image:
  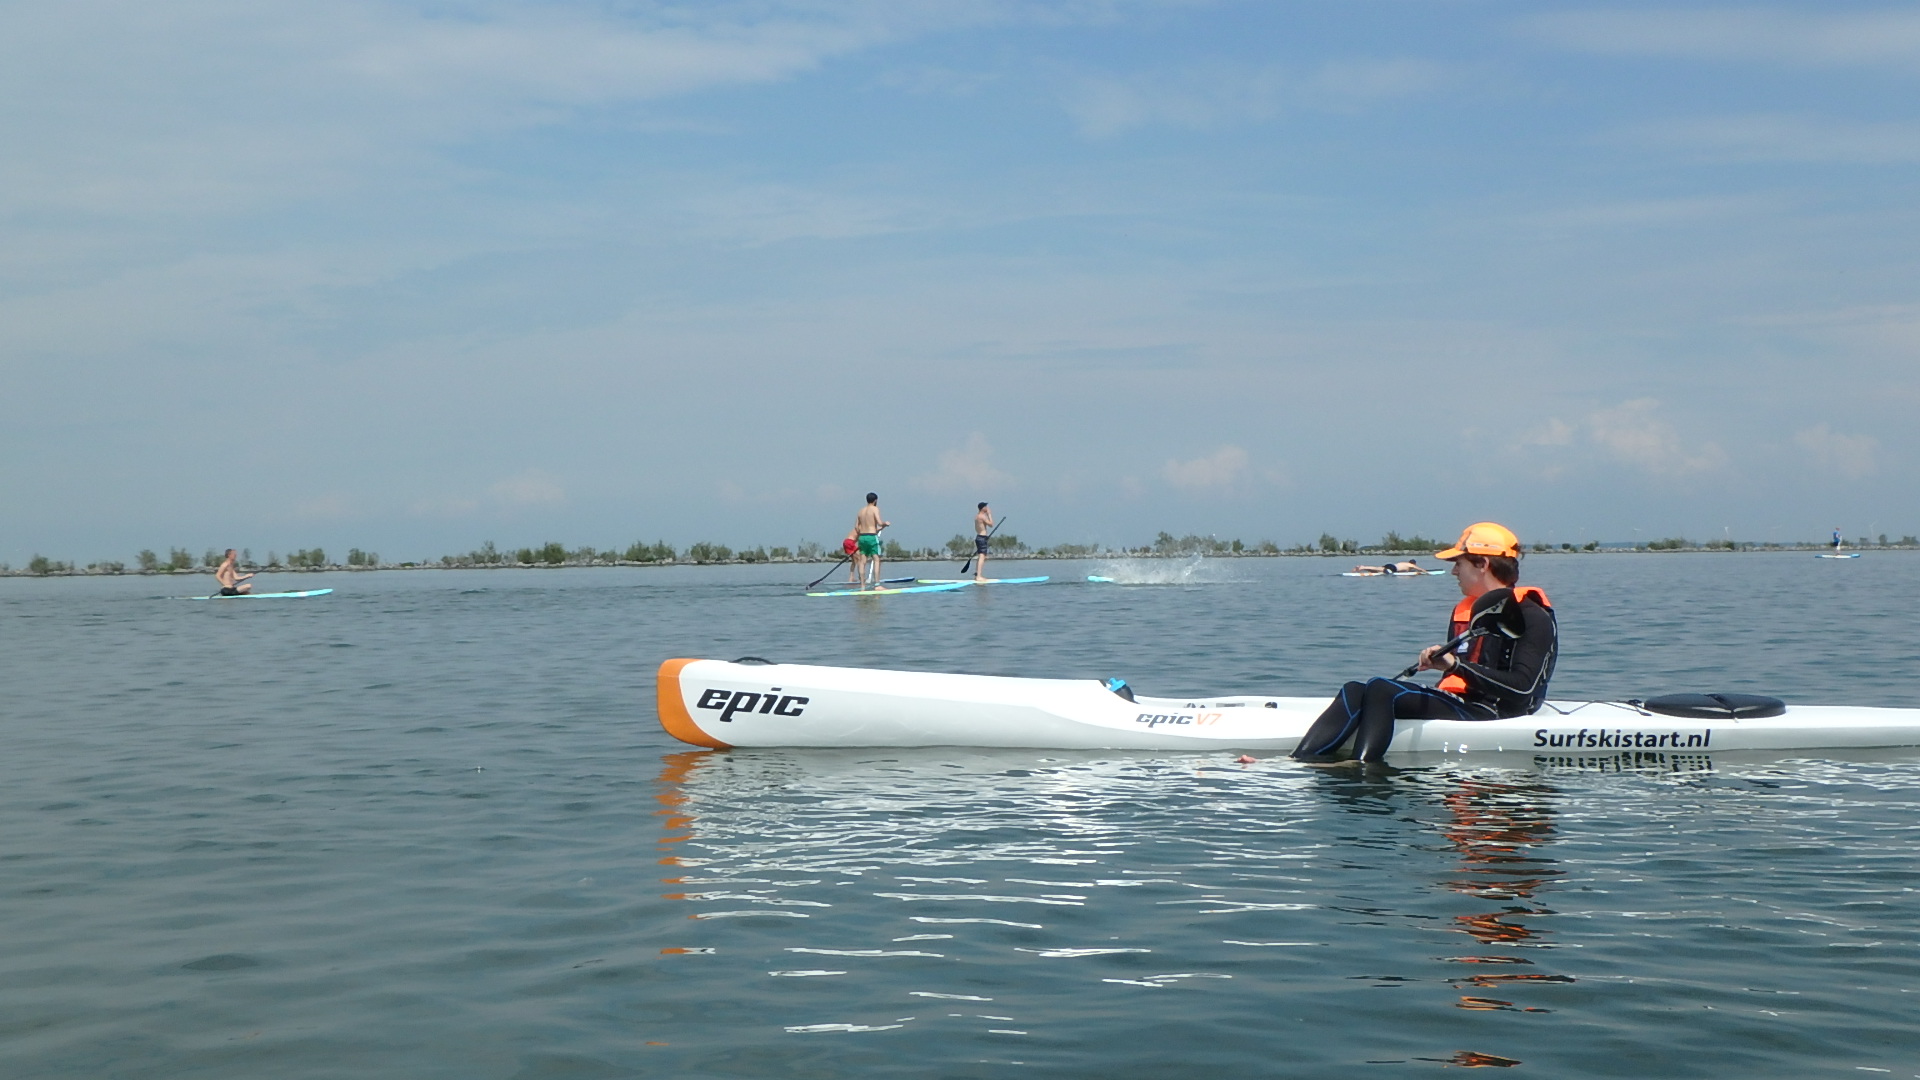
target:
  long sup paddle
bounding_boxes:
[807,556,850,590]
[959,516,1006,577]
[807,525,887,590]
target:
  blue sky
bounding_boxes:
[4,1,1916,563]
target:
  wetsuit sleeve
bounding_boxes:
[1451,600,1556,714]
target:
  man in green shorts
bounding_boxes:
[854,492,890,587]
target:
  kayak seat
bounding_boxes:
[1640,693,1786,720]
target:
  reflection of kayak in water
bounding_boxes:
[656,659,1920,753]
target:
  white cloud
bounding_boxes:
[1063,58,1449,138]
[1585,399,1728,477]
[1516,400,1730,479]
[915,433,1012,493]
[1161,445,1249,491]
[407,469,566,517]
[1514,193,1784,230]
[410,495,483,518]
[1794,423,1877,478]
[1525,8,1920,70]
[0,1,1096,221]
[1520,418,1576,447]
[292,492,358,520]
[1622,114,1920,165]
[489,469,567,508]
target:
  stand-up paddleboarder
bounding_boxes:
[854,494,890,588]
[972,502,994,581]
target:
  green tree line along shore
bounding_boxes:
[8,531,1919,576]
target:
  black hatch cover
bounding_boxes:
[1640,693,1786,720]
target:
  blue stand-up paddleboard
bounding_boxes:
[182,588,334,600]
[1817,553,1861,559]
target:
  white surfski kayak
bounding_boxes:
[656,658,1920,753]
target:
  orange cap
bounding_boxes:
[1436,522,1521,560]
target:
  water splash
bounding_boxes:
[1087,556,1227,585]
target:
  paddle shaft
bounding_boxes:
[1395,596,1530,679]
[1397,629,1478,680]
[961,516,1006,575]
[806,557,849,590]
[809,524,886,589]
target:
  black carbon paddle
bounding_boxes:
[1397,594,1530,679]
[960,516,1005,577]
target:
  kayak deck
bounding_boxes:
[657,659,1920,753]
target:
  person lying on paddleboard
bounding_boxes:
[1350,559,1426,576]
[854,493,890,588]
[1293,522,1558,764]
[214,549,255,596]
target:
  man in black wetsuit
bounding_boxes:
[1291,522,1558,764]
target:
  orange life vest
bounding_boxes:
[1438,586,1551,694]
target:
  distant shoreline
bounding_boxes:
[3,543,1912,578]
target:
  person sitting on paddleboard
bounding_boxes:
[854,493,890,588]
[214,549,255,596]
[1292,522,1557,764]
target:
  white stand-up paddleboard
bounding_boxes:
[182,588,334,600]
[1817,553,1861,559]
[657,659,1920,754]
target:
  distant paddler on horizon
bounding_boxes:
[853,493,890,588]
[214,549,255,596]
[1833,527,1844,553]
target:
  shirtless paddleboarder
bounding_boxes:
[972,502,994,581]
[853,493,890,588]
[215,549,255,596]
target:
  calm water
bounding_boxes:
[4,553,1918,1078]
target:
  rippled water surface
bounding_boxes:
[4,553,1919,1077]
